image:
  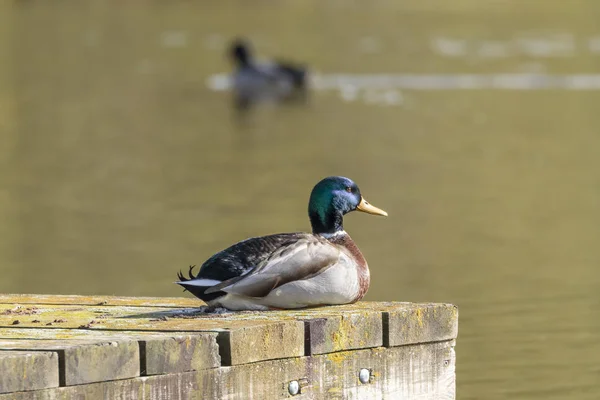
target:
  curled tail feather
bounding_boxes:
[176,265,197,292]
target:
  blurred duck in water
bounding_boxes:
[228,38,308,110]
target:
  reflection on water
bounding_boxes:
[208,72,600,107]
[2,1,600,399]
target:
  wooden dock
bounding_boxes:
[0,294,458,399]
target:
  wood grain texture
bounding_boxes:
[0,295,458,399]
[0,351,59,394]
[0,339,139,386]
[0,341,455,400]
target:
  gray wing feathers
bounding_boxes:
[205,237,340,298]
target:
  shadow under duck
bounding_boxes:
[177,176,387,311]
[229,38,308,110]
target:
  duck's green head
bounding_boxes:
[308,176,387,235]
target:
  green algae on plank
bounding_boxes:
[0,327,212,340]
[0,302,458,341]
[304,311,382,355]
[0,303,303,333]
[0,294,201,308]
[382,303,458,347]
[0,304,305,365]
[0,298,458,365]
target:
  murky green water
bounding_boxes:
[2,1,600,398]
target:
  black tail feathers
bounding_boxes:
[177,265,197,281]
[177,265,198,293]
[176,265,225,302]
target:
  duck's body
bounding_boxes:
[176,176,387,311]
[229,39,308,109]
[178,231,369,310]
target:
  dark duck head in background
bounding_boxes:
[228,38,308,110]
[176,176,387,311]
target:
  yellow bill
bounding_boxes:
[356,197,388,217]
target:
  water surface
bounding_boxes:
[2,1,600,398]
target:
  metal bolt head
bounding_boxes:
[288,380,300,395]
[359,368,371,384]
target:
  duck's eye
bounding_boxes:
[345,187,352,193]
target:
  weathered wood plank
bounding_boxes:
[382,303,458,347]
[0,351,59,394]
[141,334,220,375]
[0,341,456,400]
[0,339,139,386]
[0,294,200,308]
[0,297,458,398]
[0,301,458,366]
[0,304,306,366]
[0,327,211,340]
[0,329,221,374]
[302,311,382,355]
[314,340,456,400]
[217,320,305,366]
[0,303,299,333]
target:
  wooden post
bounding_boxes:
[0,295,458,399]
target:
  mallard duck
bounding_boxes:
[176,176,387,311]
[229,38,308,109]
